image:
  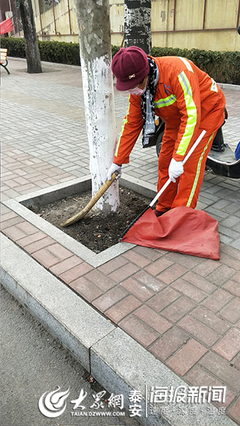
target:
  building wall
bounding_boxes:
[32,0,79,42]
[109,0,124,46]
[150,0,240,52]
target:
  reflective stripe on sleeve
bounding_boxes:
[176,71,197,156]
[211,78,218,92]
[154,94,176,108]
[178,57,194,72]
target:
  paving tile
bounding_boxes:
[13,176,29,185]
[24,236,56,254]
[207,264,237,286]
[92,286,128,312]
[109,262,140,283]
[184,271,217,294]
[232,271,240,283]
[3,224,31,241]
[165,251,202,268]
[32,243,73,269]
[146,287,180,312]
[14,183,38,194]
[134,305,172,334]
[98,256,128,275]
[219,298,240,323]
[16,221,39,235]
[192,259,220,277]
[4,178,20,188]
[157,264,188,285]
[121,277,154,302]
[69,276,102,302]
[166,339,208,376]
[119,314,159,348]
[133,245,164,261]
[144,257,173,276]
[227,396,240,425]
[0,204,12,215]
[219,252,240,270]
[17,231,48,248]
[223,279,240,297]
[161,296,196,323]
[59,262,93,284]
[2,188,20,199]
[1,211,18,222]
[213,328,240,361]
[220,244,240,261]
[49,256,83,275]
[178,315,220,347]
[122,250,152,267]
[171,278,207,303]
[233,355,240,369]
[1,216,25,229]
[202,289,233,313]
[105,295,142,323]
[199,351,240,392]
[149,327,189,362]
[84,269,116,292]
[190,306,231,335]
[133,270,166,293]
[185,365,236,408]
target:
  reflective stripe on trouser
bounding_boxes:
[156,130,216,211]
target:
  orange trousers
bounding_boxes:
[156,106,225,212]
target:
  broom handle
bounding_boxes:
[149,129,206,207]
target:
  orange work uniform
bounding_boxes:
[113,56,226,212]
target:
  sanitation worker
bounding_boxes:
[107,47,226,216]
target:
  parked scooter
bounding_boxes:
[150,112,240,179]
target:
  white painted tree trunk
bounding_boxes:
[74,0,119,213]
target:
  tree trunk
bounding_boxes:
[124,0,152,54]
[74,0,119,213]
[19,0,42,73]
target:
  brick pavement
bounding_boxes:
[1,58,240,425]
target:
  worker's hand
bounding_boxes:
[168,158,184,183]
[107,163,122,181]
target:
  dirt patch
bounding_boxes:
[29,187,151,253]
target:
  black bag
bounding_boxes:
[142,117,165,150]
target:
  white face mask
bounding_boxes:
[128,78,148,96]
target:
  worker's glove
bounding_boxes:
[168,158,184,183]
[107,163,122,181]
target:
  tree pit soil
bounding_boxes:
[29,187,152,253]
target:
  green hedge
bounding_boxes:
[1,37,239,84]
[0,37,26,57]
[0,37,80,65]
[151,46,240,85]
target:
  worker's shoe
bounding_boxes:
[153,209,166,217]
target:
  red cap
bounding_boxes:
[111,47,149,91]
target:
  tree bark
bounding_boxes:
[74,0,119,213]
[124,0,152,54]
[19,0,42,73]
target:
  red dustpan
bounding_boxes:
[120,206,220,260]
[120,130,220,260]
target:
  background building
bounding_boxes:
[1,0,240,51]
